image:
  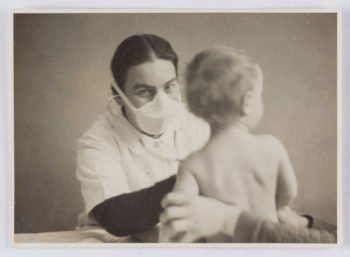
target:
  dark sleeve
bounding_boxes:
[89,175,176,237]
[234,212,337,243]
[306,215,337,234]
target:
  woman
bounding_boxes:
[75,34,210,236]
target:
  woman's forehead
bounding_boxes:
[125,59,177,89]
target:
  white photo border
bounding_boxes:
[2,1,349,256]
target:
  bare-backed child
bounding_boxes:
[159,46,298,242]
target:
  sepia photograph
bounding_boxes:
[12,11,339,245]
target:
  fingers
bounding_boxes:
[161,192,189,208]
[164,219,190,234]
[159,192,199,243]
[160,220,197,243]
[171,231,192,243]
[160,206,188,223]
[176,232,197,243]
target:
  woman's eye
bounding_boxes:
[137,89,153,97]
[164,82,177,92]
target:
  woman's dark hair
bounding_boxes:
[111,34,178,92]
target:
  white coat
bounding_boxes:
[76,100,210,226]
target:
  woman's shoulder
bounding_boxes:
[80,112,110,136]
[78,112,119,149]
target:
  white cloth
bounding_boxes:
[76,101,210,226]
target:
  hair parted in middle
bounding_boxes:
[111,34,178,92]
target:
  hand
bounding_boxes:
[159,192,241,243]
[277,206,308,227]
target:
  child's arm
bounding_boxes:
[172,163,200,196]
[159,163,199,242]
[274,138,298,209]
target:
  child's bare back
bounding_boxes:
[177,127,297,224]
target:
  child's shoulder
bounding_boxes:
[256,134,286,152]
[182,149,204,166]
[180,148,209,174]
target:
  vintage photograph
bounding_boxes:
[13,11,339,245]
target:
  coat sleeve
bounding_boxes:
[234,211,337,243]
[90,175,176,236]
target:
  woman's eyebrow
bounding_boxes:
[132,84,156,91]
[162,78,178,87]
[133,78,177,91]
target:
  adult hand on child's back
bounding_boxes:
[159,192,242,242]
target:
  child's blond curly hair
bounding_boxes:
[186,46,263,130]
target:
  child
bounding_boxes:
[159,46,298,242]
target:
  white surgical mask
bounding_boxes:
[111,82,183,136]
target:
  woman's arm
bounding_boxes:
[159,192,241,242]
[76,130,176,237]
[90,175,176,237]
[235,211,336,243]
[160,192,337,243]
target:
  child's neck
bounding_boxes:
[211,120,250,137]
[225,121,250,134]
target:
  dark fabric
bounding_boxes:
[302,214,314,228]
[90,175,176,237]
[234,211,337,243]
[311,216,337,234]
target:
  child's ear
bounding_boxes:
[242,90,254,115]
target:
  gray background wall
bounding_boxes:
[14,13,337,233]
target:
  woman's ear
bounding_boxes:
[115,95,124,106]
[111,86,124,106]
[242,90,254,115]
